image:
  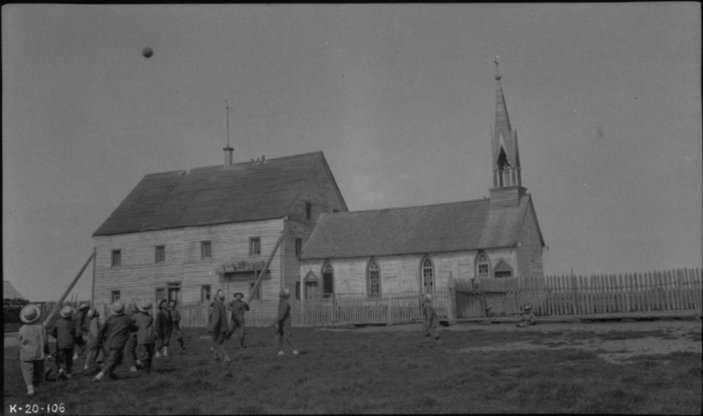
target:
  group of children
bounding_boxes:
[18,289,453,396]
[17,298,186,396]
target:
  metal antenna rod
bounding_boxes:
[225,99,231,148]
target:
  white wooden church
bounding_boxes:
[298,64,545,300]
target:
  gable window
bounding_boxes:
[111,290,121,302]
[476,252,490,278]
[155,245,165,264]
[111,250,122,267]
[367,259,381,298]
[421,257,435,294]
[201,241,212,259]
[295,238,303,257]
[322,262,334,298]
[305,202,312,220]
[249,237,261,255]
[201,285,211,302]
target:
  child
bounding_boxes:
[72,302,90,361]
[125,299,139,372]
[51,305,76,379]
[273,289,298,356]
[422,294,440,342]
[154,299,173,358]
[18,304,49,396]
[131,299,156,374]
[225,292,250,349]
[168,300,186,351]
[94,300,136,381]
[516,304,536,328]
[208,289,231,363]
[83,308,104,374]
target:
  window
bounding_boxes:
[322,263,334,298]
[250,237,261,255]
[155,287,166,303]
[155,245,165,263]
[305,202,312,220]
[494,270,512,278]
[111,290,121,302]
[295,238,303,256]
[201,285,211,302]
[249,282,261,300]
[477,252,490,278]
[111,250,122,267]
[295,281,301,300]
[201,241,212,259]
[367,259,381,298]
[168,283,181,303]
[421,257,435,294]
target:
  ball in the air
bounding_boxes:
[142,47,153,58]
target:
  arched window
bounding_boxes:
[322,262,334,298]
[476,252,490,278]
[367,259,381,298]
[421,257,434,294]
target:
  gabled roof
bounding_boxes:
[93,152,341,236]
[301,194,540,260]
[3,280,25,299]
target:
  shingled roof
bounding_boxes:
[93,152,340,236]
[3,280,25,299]
[300,194,542,260]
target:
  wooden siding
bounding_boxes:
[516,201,544,278]
[93,218,286,311]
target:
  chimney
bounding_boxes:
[223,146,234,166]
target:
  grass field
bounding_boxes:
[3,319,701,414]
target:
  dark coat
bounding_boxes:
[98,314,136,350]
[51,316,76,349]
[208,299,227,335]
[131,312,155,345]
[72,310,89,335]
[227,299,250,323]
[276,298,291,328]
[154,308,173,338]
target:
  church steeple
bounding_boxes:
[490,57,525,205]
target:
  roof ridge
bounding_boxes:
[322,198,490,216]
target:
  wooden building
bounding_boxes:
[91,151,347,309]
[299,66,545,300]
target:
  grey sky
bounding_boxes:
[3,4,701,301]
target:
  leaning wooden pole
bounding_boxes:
[42,251,96,328]
[249,231,285,299]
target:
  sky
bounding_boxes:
[3,4,701,302]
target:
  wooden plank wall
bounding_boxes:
[540,268,702,317]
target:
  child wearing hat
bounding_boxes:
[50,305,77,379]
[273,288,298,356]
[168,300,186,351]
[131,300,156,373]
[422,294,440,342]
[154,299,173,358]
[208,289,231,363]
[225,292,250,349]
[83,308,105,374]
[18,304,49,396]
[94,300,137,381]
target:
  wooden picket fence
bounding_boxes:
[540,268,702,317]
[455,268,702,319]
[173,289,454,328]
